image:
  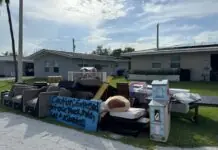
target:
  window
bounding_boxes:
[53,60,59,73]
[44,67,49,72]
[44,61,50,72]
[152,62,161,69]
[170,63,180,68]
[53,67,59,73]
[170,55,180,69]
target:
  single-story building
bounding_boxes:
[27,49,129,79]
[121,44,218,81]
[0,56,34,77]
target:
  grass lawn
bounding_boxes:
[111,77,218,96]
[0,77,218,149]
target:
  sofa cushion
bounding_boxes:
[3,94,11,101]
[12,95,23,103]
[26,98,38,108]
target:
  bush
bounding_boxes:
[130,69,180,75]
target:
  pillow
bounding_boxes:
[104,95,130,112]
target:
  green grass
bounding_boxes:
[0,78,218,149]
[0,78,47,92]
[110,77,218,96]
[170,82,218,96]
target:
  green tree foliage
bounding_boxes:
[92,45,110,56]
[92,45,135,58]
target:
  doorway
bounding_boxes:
[210,54,218,81]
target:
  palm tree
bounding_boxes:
[0,0,18,82]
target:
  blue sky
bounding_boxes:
[1,0,218,56]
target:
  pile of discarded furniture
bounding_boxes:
[1,81,72,117]
[3,74,216,143]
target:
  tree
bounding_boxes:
[0,0,18,82]
[123,47,135,53]
[110,48,122,58]
[2,51,17,56]
[110,47,135,58]
[92,45,110,56]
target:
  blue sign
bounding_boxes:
[49,96,101,132]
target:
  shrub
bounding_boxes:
[130,69,180,75]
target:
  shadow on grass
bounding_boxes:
[160,107,218,148]
[108,107,218,149]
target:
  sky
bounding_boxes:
[0,0,218,56]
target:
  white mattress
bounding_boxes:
[109,108,145,119]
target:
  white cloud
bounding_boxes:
[193,31,218,44]
[84,28,111,45]
[137,0,218,29]
[1,0,218,55]
[11,0,130,28]
[161,24,201,33]
[142,0,218,17]
[106,30,218,51]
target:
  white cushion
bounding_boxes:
[109,107,145,119]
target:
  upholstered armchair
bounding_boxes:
[2,84,36,109]
[22,86,72,118]
[38,87,72,118]
[22,86,59,115]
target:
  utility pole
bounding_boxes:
[72,38,76,53]
[157,23,159,50]
[18,0,23,83]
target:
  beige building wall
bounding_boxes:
[131,51,218,81]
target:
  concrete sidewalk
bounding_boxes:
[0,113,217,150]
[0,113,143,150]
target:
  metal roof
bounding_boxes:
[0,56,33,62]
[27,49,129,62]
[121,44,218,57]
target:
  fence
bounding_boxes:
[68,71,107,82]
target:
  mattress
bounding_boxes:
[173,93,201,104]
[109,108,145,119]
[169,88,190,95]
